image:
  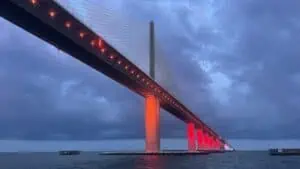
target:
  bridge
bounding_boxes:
[0,0,232,152]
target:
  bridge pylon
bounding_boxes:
[145,21,160,153]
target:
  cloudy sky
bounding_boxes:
[1,0,300,146]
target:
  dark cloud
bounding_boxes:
[1,0,300,140]
[123,0,300,139]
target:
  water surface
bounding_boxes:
[0,151,299,169]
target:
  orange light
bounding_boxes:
[65,21,71,28]
[117,60,122,64]
[79,32,85,38]
[49,10,56,18]
[146,82,150,85]
[137,74,140,78]
[125,65,129,70]
[101,48,106,53]
[142,78,145,82]
[30,0,37,5]
[90,40,96,47]
[145,95,160,152]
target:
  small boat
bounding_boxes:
[269,148,300,156]
[59,150,81,156]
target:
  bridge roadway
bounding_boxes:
[0,0,227,145]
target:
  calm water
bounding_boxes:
[0,151,299,169]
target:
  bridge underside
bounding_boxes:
[0,0,189,123]
[0,0,228,149]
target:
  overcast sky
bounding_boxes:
[0,0,300,143]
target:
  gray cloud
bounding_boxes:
[122,0,300,139]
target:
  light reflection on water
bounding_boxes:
[136,156,164,169]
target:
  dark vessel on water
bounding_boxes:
[269,149,300,156]
[59,150,81,156]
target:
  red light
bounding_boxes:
[109,55,115,60]
[137,74,140,78]
[90,40,96,47]
[101,48,106,53]
[117,60,122,65]
[142,78,145,82]
[30,0,37,5]
[146,82,150,85]
[79,32,85,38]
[65,21,71,28]
[130,70,135,74]
[125,65,129,70]
[49,10,56,18]
[98,39,103,47]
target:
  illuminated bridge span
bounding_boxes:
[0,0,231,152]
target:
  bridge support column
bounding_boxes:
[145,95,160,153]
[208,136,211,150]
[196,129,203,151]
[208,136,212,150]
[203,132,208,150]
[187,123,196,152]
[213,139,216,150]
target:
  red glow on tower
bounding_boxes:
[98,39,103,48]
[203,132,207,149]
[196,129,203,150]
[187,123,196,151]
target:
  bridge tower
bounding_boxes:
[145,21,160,153]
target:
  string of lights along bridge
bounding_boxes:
[0,0,233,152]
